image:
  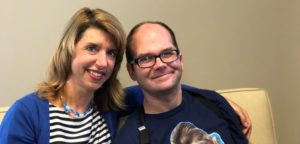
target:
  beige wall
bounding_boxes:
[0,0,299,143]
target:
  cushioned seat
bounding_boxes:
[0,107,9,124]
[217,88,277,144]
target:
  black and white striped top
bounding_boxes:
[49,104,111,144]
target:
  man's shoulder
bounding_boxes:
[182,84,234,119]
[182,84,225,101]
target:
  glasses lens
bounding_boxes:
[137,55,155,68]
[161,50,178,63]
[135,50,179,68]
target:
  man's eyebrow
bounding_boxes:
[135,47,176,58]
[135,52,153,59]
[164,47,177,51]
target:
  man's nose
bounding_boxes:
[152,56,166,69]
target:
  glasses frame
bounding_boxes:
[130,49,180,68]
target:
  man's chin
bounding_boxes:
[151,83,176,92]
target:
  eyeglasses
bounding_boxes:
[130,49,180,68]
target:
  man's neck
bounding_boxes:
[143,85,182,114]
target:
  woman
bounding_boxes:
[0,7,126,143]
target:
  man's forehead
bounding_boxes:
[135,23,170,36]
[132,24,172,45]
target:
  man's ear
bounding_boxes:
[126,63,137,81]
[179,54,183,68]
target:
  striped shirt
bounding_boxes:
[49,104,111,144]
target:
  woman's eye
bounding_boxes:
[86,46,98,53]
[107,50,117,58]
[87,47,97,52]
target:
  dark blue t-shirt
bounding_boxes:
[114,89,247,144]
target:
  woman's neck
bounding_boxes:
[61,82,94,113]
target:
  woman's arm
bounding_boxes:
[225,97,252,139]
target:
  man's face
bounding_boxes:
[127,23,183,94]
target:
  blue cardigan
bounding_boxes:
[0,92,118,144]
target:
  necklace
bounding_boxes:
[60,95,93,118]
[63,103,93,118]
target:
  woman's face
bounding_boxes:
[68,27,117,93]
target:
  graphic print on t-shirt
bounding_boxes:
[170,122,224,144]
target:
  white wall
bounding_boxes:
[0,0,299,143]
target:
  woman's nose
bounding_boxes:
[95,52,108,68]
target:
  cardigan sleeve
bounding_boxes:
[2,92,125,143]
[0,98,38,143]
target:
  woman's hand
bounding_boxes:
[226,98,252,139]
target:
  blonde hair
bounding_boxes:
[37,7,126,111]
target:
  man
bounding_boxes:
[114,21,248,143]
